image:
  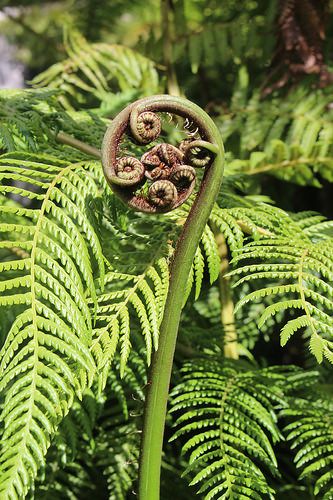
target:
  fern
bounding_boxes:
[30,344,147,499]
[32,30,159,110]
[82,348,146,499]
[169,359,291,499]
[220,81,333,185]
[0,89,63,153]
[2,6,333,497]
[282,394,333,498]
[0,148,178,495]
[91,256,169,384]
[0,153,106,498]
[230,216,333,364]
[230,138,333,186]
[0,88,108,161]
[140,1,276,76]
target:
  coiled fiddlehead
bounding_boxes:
[101,95,224,500]
[102,97,218,214]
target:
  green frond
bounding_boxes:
[282,396,333,498]
[0,153,105,498]
[32,30,159,110]
[291,211,333,241]
[193,246,205,300]
[31,461,94,500]
[0,89,58,153]
[0,90,107,160]
[221,85,333,186]
[149,4,276,76]
[201,225,220,284]
[31,344,147,499]
[91,257,169,382]
[170,359,292,499]
[230,139,332,186]
[183,262,194,306]
[230,229,333,364]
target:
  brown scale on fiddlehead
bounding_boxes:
[101,97,217,213]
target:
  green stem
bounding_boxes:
[161,0,181,96]
[136,96,224,499]
[214,232,238,359]
[56,131,101,158]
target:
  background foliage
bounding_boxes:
[1,0,333,498]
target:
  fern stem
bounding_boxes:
[215,232,238,359]
[56,131,101,158]
[133,96,224,499]
[161,0,181,96]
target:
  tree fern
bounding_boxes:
[1,5,333,496]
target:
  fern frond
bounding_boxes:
[221,84,333,185]
[0,153,104,498]
[91,257,169,383]
[170,359,289,499]
[231,228,333,364]
[0,89,61,153]
[282,395,333,498]
[32,31,159,110]
[230,138,333,186]
[0,89,107,160]
[291,211,333,241]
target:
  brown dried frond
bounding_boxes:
[263,0,332,95]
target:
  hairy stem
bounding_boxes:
[135,97,224,499]
[215,232,238,359]
[56,131,101,158]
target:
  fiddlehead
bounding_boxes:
[102,97,217,214]
[180,138,213,167]
[101,95,224,500]
[134,110,161,143]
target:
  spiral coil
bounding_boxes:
[102,97,216,213]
